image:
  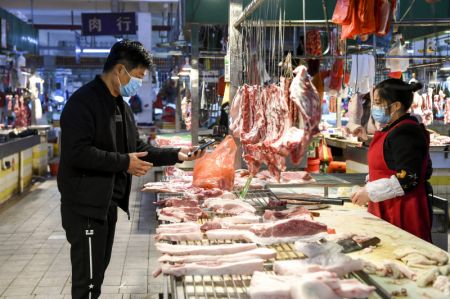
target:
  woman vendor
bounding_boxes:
[351,78,433,242]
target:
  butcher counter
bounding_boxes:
[165,202,449,299]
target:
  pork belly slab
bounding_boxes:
[159,258,264,277]
[155,242,257,256]
[158,247,277,263]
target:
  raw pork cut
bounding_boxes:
[250,217,327,238]
[200,214,261,231]
[290,279,341,299]
[263,206,312,221]
[203,198,256,215]
[155,242,257,256]
[154,197,198,208]
[158,258,264,277]
[158,206,206,222]
[289,66,322,164]
[247,271,375,299]
[158,247,276,264]
[274,259,364,277]
[156,222,200,234]
[394,247,449,266]
[155,232,203,242]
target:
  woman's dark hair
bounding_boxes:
[103,40,153,72]
[374,78,423,110]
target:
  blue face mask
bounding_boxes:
[371,105,392,124]
[119,68,143,97]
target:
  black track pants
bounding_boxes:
[61,204,117,299]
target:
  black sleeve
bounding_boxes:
[132,118,182,167]
[60,94,129,173]
[384,124,429,193]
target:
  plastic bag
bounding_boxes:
[318,137,333,163]
[332,0,354,25]
[192,136,237,191]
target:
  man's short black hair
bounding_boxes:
[103,40,152,72]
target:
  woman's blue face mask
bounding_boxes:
[371,104,393,124]
[118,68,143,97]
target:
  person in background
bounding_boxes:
[58,40,205,299]
[351,79,433,242]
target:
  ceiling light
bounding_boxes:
[171,75,180,80]
[407,49,414,54]
[75,48,81,53]
[82,48,110,54]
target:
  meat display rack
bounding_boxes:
[232,189,281,208]
[163,240,390,299]
[163,240,303,299]
[266,173,368,197]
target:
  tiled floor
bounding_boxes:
[0,174,162,299]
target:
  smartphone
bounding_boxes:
[187,139,216,157]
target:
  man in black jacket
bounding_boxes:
[58,40,204,299]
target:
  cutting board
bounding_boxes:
[318,204,450,299]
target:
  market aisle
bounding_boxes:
[0,174,162,299]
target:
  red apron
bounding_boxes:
[367,119,432,242]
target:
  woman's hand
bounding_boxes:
[178,146,206,161]
[351,186,371,206]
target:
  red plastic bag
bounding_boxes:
[332,0,354,25]
[341,0,377,39]
[359,0,376,35]
[192,136,237,191]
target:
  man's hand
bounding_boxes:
[178,146,206,162]
[351,186,371,206]
[127,152,153,176]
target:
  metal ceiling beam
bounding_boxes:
[233,0,266,28]
[238,18,450,28]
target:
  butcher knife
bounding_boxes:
[337,236,381,253]
[276,194,345,205]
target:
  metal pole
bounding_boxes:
[233,0,266,28]
[229,0,243,169]
[240,18,450,27]
[190,24,200,146]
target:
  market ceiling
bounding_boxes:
[186,0,450,39]
[0,0,177,25]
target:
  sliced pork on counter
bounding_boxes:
[158,247,277,264]
[274,258,364,278]
[205,218,327,245]
[249,217,327,238]
[155,242,257,256]
[157,206,206,223]
[203,198,256,215]
[156,222,201,234]
[263,206,312,221]
[157,258,264,277]
[248,271,375,299]
[154,197,199,208]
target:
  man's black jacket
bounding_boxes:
[57,76,181,220]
